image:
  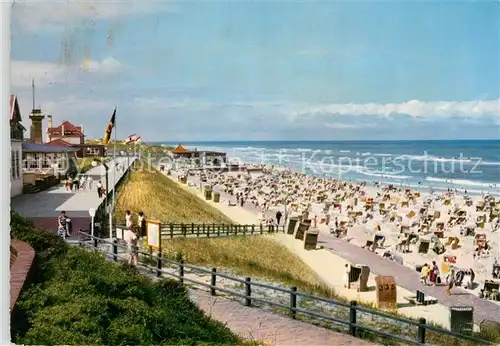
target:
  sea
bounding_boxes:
[157,140,500,196]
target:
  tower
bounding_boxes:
[29,79,45,144]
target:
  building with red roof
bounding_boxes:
[46,117,85,145]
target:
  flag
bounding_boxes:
[103,108,116,145]
[124,133,138,144]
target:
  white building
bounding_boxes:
[10,139,23,197]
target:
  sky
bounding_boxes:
[9,0,500,141]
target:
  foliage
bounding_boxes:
[114,168,233,224]
[10,212,244,345]
[76,156,107,174]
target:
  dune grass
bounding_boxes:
[114,167,233,224]
[162,236,335,298]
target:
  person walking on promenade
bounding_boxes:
[138,211,147,238]
[57,211,71,238]
[446,268,455,295]
[124,225,138,266]
[125,210,133,228]
[276,210,282,225]
[97,180,103,198]
[420,263,430,285]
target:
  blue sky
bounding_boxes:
[10,1,500,141]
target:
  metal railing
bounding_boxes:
[93,159,137,235]
[78,232,492,345]
[115,223,286,239]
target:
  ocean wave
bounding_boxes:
[339,150,350,153]
[399,154,484,164]
[425,177,498,188]
[362,171,411,180]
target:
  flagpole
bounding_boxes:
[112,108,117,237]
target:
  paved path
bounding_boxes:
[11,156,135,236]
[189,288,376,346]
[317,231,500,326]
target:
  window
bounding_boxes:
[11,151,15,179]
[15,151,20,178]
[86,147,100,156]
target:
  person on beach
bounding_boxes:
[124,225,138,266]
[430,261,440,285]
[138,211,147,237]
[446,269,455,295]
[276,211,282,225]
[344,263,350,288]
[125,210,132,228]
[420,263,430,285]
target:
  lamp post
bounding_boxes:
[92,158,111,238]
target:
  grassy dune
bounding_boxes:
[114,167,233,224]
[163,236,334,297]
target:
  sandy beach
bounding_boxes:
[159,164,500,329]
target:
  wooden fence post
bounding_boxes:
[244,277,252,307]
[349,301,357,336]
[417,318,426,343]
[179,260,185,285]
[170,223,174,239]
[156,252,162,278]
[112,239,118,262]
[210,268,217,296]
[290,286,297,319]
[251,225,255,235]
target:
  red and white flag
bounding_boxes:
[124,133,139,144]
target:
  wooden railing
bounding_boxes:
[79,233,492,346]
[115,223,285,239]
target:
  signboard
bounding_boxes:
[115,227,124,240]
[146,220,161,249]
[88,208,96,217]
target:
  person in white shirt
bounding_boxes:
[125,210,133,228]
[124,225,138,266]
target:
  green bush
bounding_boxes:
[10,212,243,345]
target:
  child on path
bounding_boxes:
[420,263,430,285]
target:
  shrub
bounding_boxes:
[10,212,243,345]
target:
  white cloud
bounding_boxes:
[11,58,123,88]
[296,99,500,119]
[12,0,173,31]
[132,97,500,120]
[324,123,370,130]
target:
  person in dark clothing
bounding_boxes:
[138,211,147,238]
[276,211,283,225]
[57,211,71,237]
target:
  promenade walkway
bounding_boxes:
[317,231,500,326]
[11,156,134,236]
[189,288,375,346]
